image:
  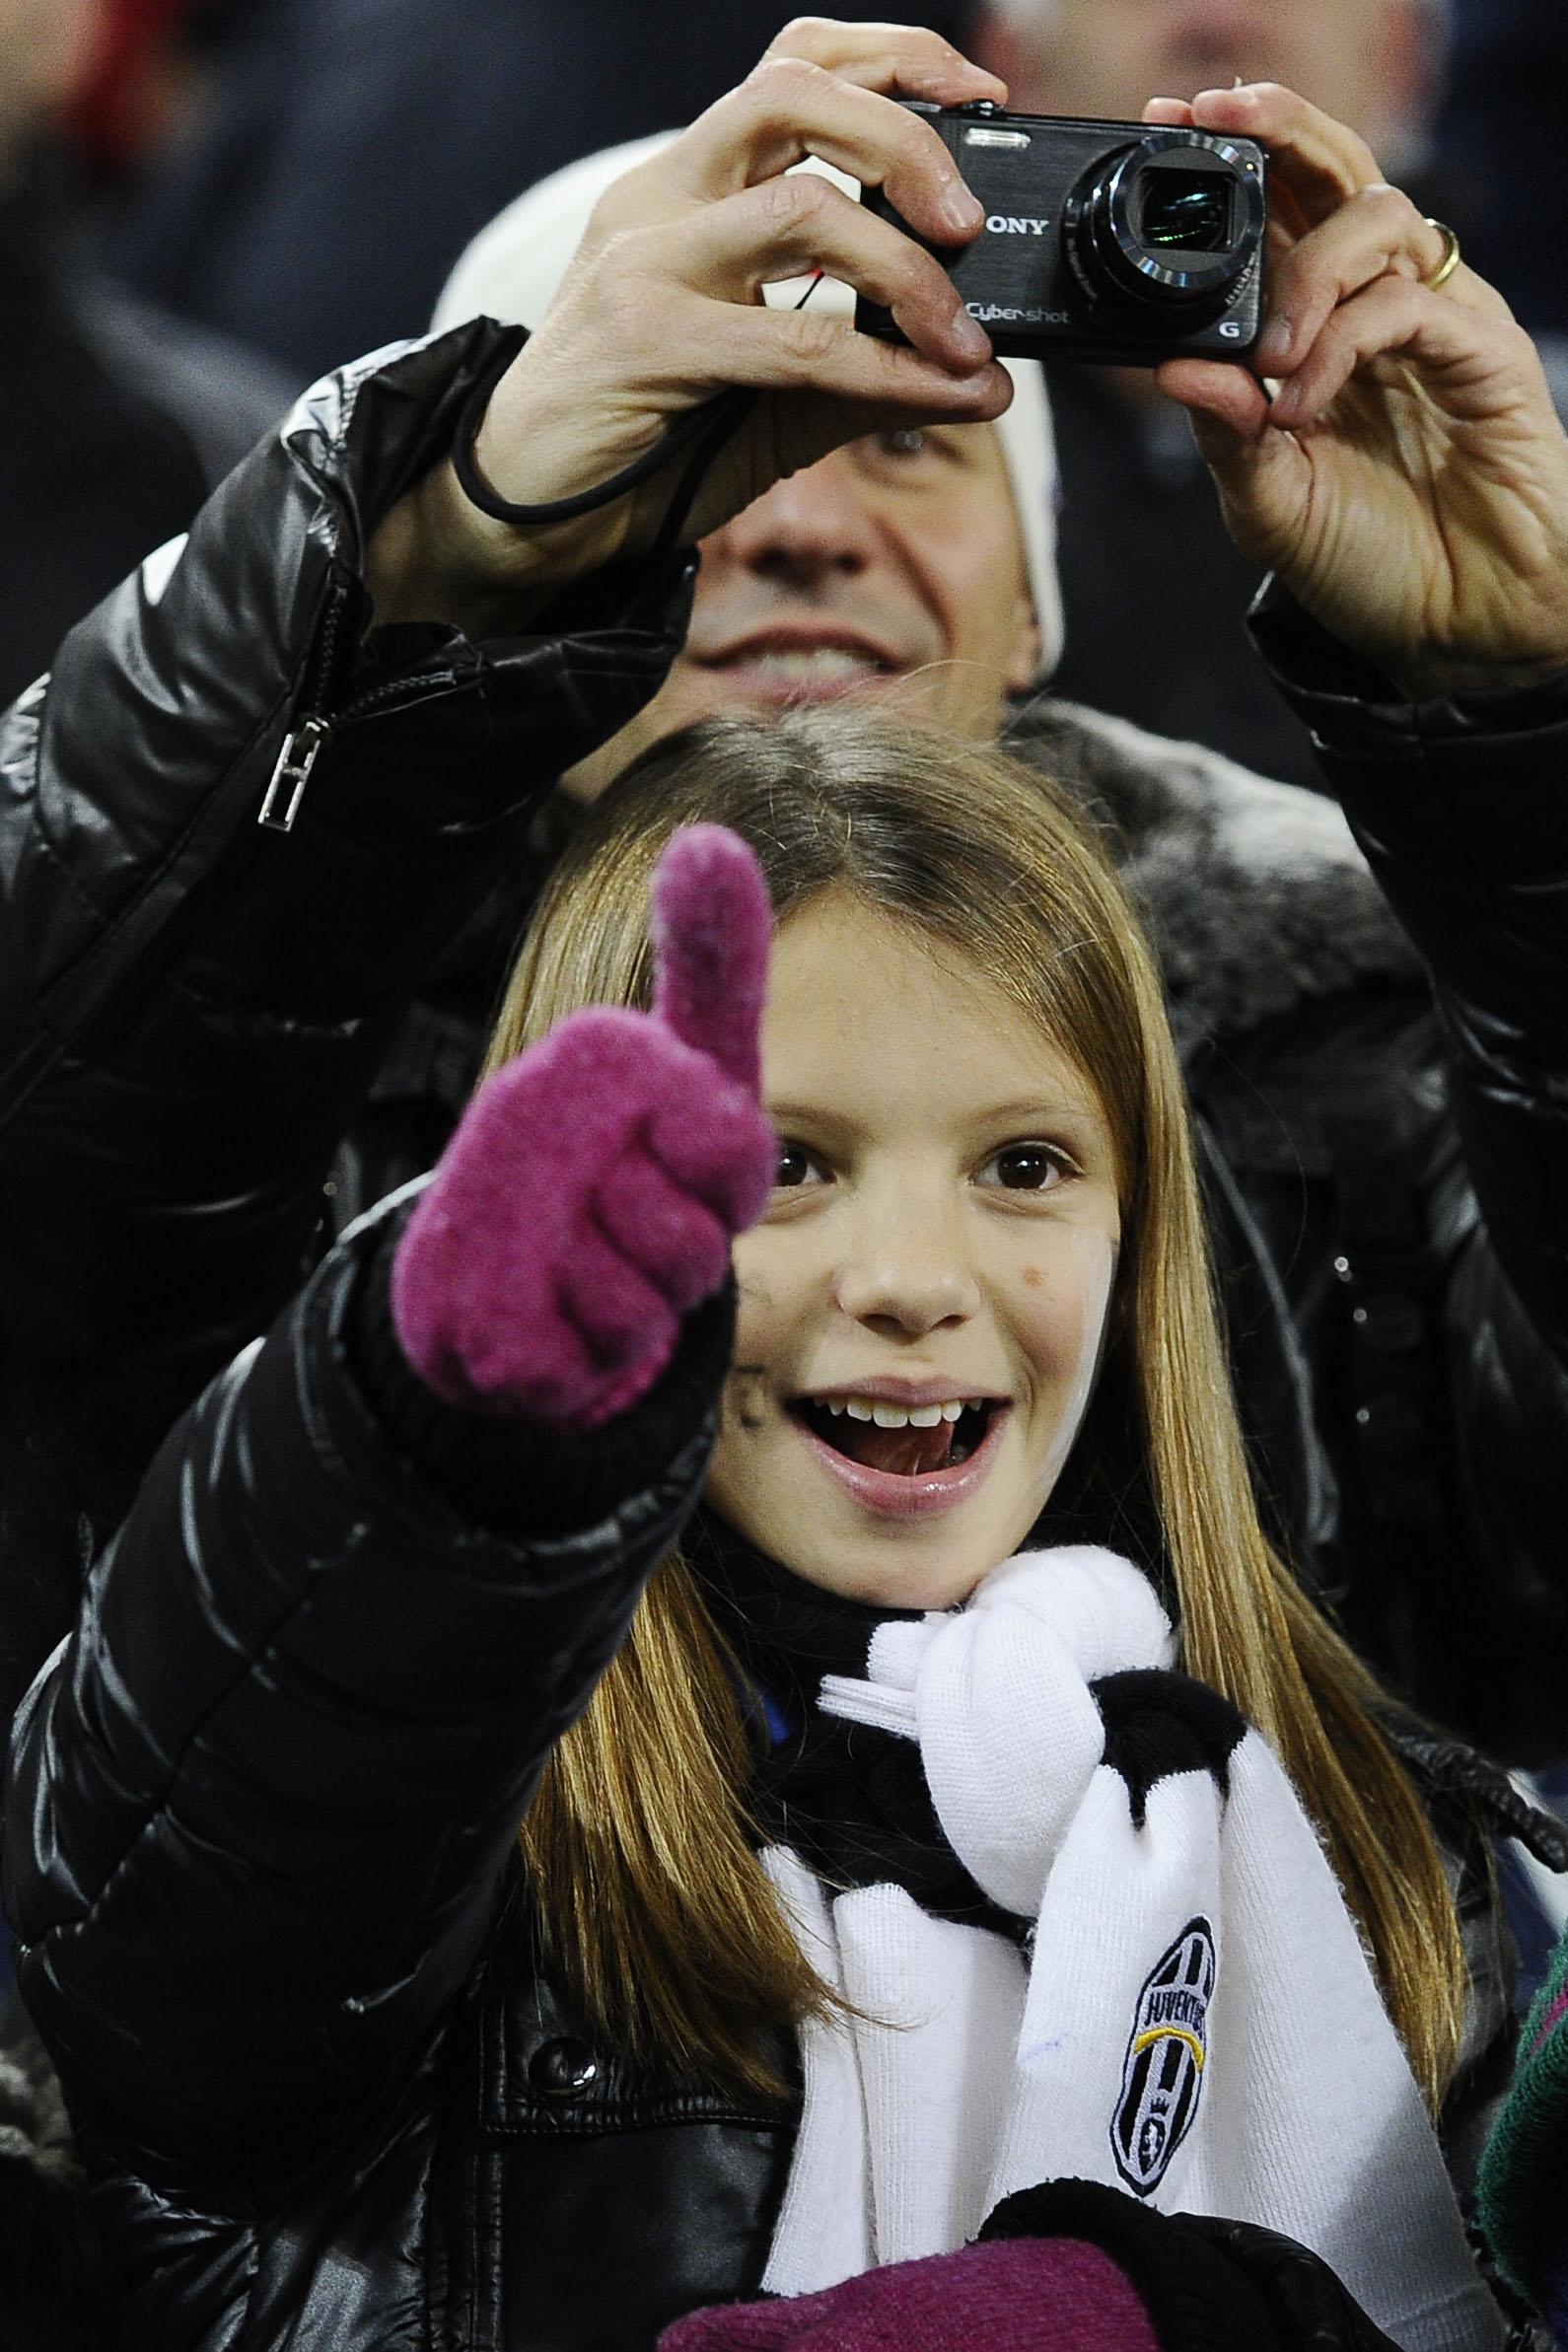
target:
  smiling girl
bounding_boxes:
[5,714,1517,2350]
[692,884,1123,1606]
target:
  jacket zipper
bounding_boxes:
[257,718,329,830]
[258,580,460,832]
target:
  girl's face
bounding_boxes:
[705,893,1122,1610]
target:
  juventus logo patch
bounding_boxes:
[1110,1917,1216,2196]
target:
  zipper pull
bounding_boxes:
[258,717,329,832]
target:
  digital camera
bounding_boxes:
[856,102,1267,367]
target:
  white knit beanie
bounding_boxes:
[432,133,1064,681]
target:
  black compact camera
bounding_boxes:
[857,102,1267,366]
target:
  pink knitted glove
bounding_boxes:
[391,824,774,1430]
[657,2239,1162,2350]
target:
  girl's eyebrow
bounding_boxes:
[762,1100,858,1131]
[966,1096,1107,1129]
[762,1096,1110,1135]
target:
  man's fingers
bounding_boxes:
[652,173,993,374]
[683,294,1009,425]
[667,54,988,250]
[1267,276,1497,430]
[760,17,1008,108]
[1256,183,1452,377]
[1155,363,1312,569]
[650,826,773,1093]
[1157,357,1272,442]
[1185,81,1384,219]
[668,299,1011,538]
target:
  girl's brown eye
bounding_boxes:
[984,1145,1066,1191]
[774,1142,816,1187]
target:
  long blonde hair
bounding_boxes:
[489,710,1465,2110]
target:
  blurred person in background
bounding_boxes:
[0,0,294,710]
[974,0,1444,174]
[63,0,204,179]
[102,0,971,384]
[1434,0,1568,343]
[967,0,1459,789]
[1477,1901,1568,2334]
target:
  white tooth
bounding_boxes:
[940,1401,964,1423]
[872,1402,910,1428]
[907,1405,944,1428]
[827,1399,846,1417]
[750,647,876,682]
[845,1399,875,1422]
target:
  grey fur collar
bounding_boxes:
[1005,695,1421,1058]
[0,2023,77,2188]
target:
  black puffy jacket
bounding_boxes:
[1,322,1566,1758]
[0,321,697,1735]
[0,1200,1543,2352]
[6,1208,791,2352]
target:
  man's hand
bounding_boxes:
[391,825,775,1431]
[1148,82,1568,698]
[373,19,1015,622]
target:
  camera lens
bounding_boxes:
[1138,171,1233,254]
[1064,131,1264,321]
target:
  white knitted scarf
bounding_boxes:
[759,1546,1502,2352]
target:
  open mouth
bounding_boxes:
[792,1395,999,1479]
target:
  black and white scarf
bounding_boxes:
[742,1545,1499,2352]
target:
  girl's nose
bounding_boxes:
[833,1201,981,1338]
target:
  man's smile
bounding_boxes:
[690,625,904,701]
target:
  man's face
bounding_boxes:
[979,0,1426,159]
[0,0,96,174]
[566,421,1039,803]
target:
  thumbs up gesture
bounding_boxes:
[392,826,775,1430]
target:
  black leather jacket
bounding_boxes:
[0,1202,1542,2352]
[1,324,1566,1762]
[0,321,695,1736]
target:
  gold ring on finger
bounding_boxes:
[1420,219,1461,292]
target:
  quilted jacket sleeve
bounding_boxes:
[1253,596,1568,1752]
[2,1197,725,2192]
[0,317,690,1459]
[0,320,694,1731]
[1254,596,1568,1365]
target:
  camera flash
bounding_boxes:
[964,127,1032,150]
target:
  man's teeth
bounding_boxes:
[738,647,882,682]
[820,1397,978,1427]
